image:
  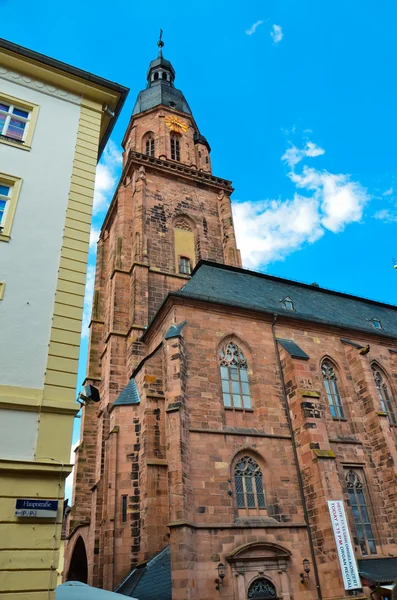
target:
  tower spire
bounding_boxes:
[157,29,164,57]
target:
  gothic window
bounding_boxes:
[170,134,180,161]
[372,365,397,425]
[321,360,345,419]
[179,256,191,275]
[248,577,276,599]
[145,134,155,157]
[234,456,266,510]
[345,469,376,556]
[281,296,294,311]
[219,342,251,409]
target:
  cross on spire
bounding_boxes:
[157,29,164,57]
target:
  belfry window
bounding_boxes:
[170,134,180,161]
[372,365,397,425]
[179,256,191,275]
[219,342,251,409]
[248,577,277,599]
[321,360,345,419]
[145,135,155,157]
[345,469,376,556]
[234,456,266,510]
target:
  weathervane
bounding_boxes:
[158,29,164,56]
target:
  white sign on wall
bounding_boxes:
[328,500,361,590]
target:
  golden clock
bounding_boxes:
[165,115,189,134]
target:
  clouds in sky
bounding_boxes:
[233,140,371,268]
[93,140,122,214]
[270,24,283,44]
[245,20,264,36]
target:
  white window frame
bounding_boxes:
[0,93,39,151]
[0,173,22,242]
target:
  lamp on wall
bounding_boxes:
[300,558,310,584]
[215,562,226,590]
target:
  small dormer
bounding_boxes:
[281,296,295,311]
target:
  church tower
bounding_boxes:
[67,37,241,588]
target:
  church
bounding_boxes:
[65,38,397,600]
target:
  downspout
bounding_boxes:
[271,314,322,600]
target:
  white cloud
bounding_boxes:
[245,20,264,35]
[282,141,325,168]
[374,208,397,222]
[383,187,393,196]
[233,140,371,268]
[93,140,122,214]
[81,264,96,339]
[270,24,283,44]
[89,226,101,249]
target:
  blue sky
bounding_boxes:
[2,0,396,489]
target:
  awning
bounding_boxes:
[358,558,397,585]
[56,581,137,599]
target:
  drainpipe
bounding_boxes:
[272,314,323,600]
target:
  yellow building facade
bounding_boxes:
[0,38,128,599]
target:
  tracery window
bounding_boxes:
[248,577,277,599]
[321,360,345,419]
[145,134,155,157]
[234,456,266,510]
[170,134,180,161]
[372,365,397,425]
[345,469,376,556]
[219,342,251,409]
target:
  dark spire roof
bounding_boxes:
[132,34,192,116]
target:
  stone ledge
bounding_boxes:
[168,520,307,529]
[189,427,291,440]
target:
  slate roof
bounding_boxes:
[358,557,397,584]
[173,262,397,339]
[277,339,310,360]
[132,84,192,116]
[116,545,171,599]
[113,379,140,407]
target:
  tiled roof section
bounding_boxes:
[113,379,140,407]
[175,262,397,338]
[116,545,171,599]
[164,321,186,340]
[277,339,310,360]
[358,557,397,584]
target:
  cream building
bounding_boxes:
[0,38,128,599]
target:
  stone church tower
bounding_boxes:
[66,39,397,600]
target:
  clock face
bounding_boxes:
[165,115,189,134]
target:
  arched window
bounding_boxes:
[170,134,180,161]
[372,365,397,425]
[345,469,376,555]
[145,134,155,157]
[162,72,167,80]
[219,342,251,409]
[321,360,344,419]
[248,578,276,599]
[235,456,266,509]
[154,72,159,81]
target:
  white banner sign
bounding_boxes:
[328,500,361,590]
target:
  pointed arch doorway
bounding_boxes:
[66,536,88,583]
[226,542,291,600]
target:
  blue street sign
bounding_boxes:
[15,499,58,518]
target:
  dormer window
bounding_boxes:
[282,296,294,311]
[370,317,382,330]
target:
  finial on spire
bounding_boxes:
[157,29,164,57]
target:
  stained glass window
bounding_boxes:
[219,342,251,409]
[248,578,277,599]
[322,360,345,419]
[372,365,397,426]
[234,456,266,510]
[0,102,29,142]
[345,469,376,556]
